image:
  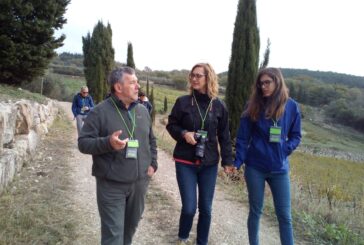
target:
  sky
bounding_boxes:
[56,0,364,77]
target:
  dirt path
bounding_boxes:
[58,101,305,245]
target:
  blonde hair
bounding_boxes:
[245,67,289,121]
[188,63,219,98]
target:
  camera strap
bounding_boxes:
[192,92,213,131]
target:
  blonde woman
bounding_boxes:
[234,67,301,245]
[166,63,233,245]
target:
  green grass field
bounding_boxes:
[0,84,47,103]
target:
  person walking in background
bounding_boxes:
[78,67,158,245]
[166,63,234,245]
[138,90,152,114]
[71,86,94,135]
[234,67,301,245]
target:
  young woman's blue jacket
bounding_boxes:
[234,98,301,173]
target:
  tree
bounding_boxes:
[259,38,271,69]
[0,0,70,85]
[163,96,168,113]
[225,0,260,138]
[82,32,93,90]
[149,86,156,124]
[82,21,114,103]
[127,42,135,69]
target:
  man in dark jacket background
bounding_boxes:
[78,67,158,245]
[71,86,94,136]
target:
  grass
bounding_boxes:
[0,83,47,103]
[61,75,86,94]
[0,112,80,244]
[301,120,364,154]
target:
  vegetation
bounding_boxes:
[225,0,260,138]
[21,72,85,102]
[127,42,136,69]
[281,68,364,88]
[50,52,84,77]
[0,83,46,104]
[259,38,271,69]
[0,0,70,85]
[82,21,114,103]
[0,114,79,244]
[286,78,364,132]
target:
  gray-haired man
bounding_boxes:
[78,66,158,245]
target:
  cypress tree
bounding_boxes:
[0,0,70,85]
[163,96,168,113]
[225,0,260,138]
[82,33,93,91]
[259,38,271,69]
[127,42,135,69]
[149,87,155,124]
[82,21,114,103]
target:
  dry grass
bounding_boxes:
[0,112,80,244]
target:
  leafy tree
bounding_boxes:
[0,0,70,85]
[127,42,135,69]
[259,38,271,69]
[225,0,260,138]
[82,21,114,103]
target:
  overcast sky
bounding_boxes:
[56,0,364,76]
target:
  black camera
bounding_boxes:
[194,133,208,158]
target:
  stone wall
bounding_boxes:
[0,99,58,194]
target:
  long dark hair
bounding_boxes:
[244,67,289,121]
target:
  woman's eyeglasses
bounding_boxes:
[189,73,206,79]
[258,80,273,87]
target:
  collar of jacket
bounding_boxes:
[110,94,138,111]
[193,89,210,102]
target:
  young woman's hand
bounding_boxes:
[183,132,197,145]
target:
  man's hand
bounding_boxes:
[183,132,197,145]
[109,130,129,150]
[147,166,155,177]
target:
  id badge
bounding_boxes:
[126,140,139,159]
[269,126,281,143]
[197,130,208,138]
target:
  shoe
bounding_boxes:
[177,238,191,245]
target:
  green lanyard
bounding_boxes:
[193,92,213,130]
[110,97,136,139]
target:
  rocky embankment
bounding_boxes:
[297,145,364,162]
[0,99,58,194]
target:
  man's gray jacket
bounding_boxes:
[78,94,158,183]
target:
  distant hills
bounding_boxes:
[51,52,364,89]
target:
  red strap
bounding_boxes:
[174,158,201,165]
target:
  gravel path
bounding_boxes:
[58,101,306,245]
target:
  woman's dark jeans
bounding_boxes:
[245,166,294,245]
[175,162,218,245]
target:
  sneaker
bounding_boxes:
[177,238,191,245]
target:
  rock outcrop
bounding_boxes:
[0,99,58,194]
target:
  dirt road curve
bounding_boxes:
[58,101,305,245]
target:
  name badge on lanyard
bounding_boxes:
[126,140,139,159]
[269,126,281,143]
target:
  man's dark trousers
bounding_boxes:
[96,177,150,245]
